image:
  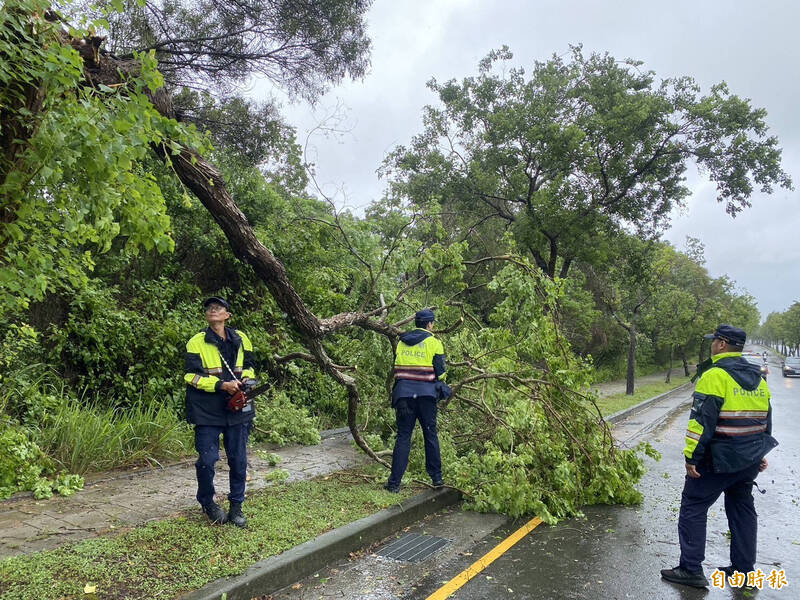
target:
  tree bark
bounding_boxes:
[559,256,572,279]
[665,345,672,383]
[680,347,690,377]
[626,324,636,395]
[609,310,636,395]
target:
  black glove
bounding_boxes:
[435,381,452,400]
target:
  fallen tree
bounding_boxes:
[1,1,655,520]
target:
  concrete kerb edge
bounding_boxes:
[606,381,694,424]
[319,426,350,439]
[180,487,462,600]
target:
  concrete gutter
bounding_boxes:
[606,381,693,424]
[180,487,461,600]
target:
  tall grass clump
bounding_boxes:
[35,399,193,473]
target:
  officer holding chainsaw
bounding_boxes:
[184,296,256,527]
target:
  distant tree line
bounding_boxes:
[757,303,800,356]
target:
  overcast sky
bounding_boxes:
[258,0,799,320]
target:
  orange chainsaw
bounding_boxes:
[227,379,271,412]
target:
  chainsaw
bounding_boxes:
[227,378,272,412]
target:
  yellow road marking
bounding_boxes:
[426,516,543,600]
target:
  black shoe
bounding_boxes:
[432,479,444,488]
[202,502,228,525]
[660,566,709,588]
[717,565,753,579]
[717,565,736,578]
[227,501,247,528]
[383,482,400,493]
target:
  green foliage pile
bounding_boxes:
[353,254,660,522]
[0,325,82,498]
[0,423,84,500]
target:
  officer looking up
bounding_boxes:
[184,297,256,527]
[385,309,451,493]
[661,324,778,588]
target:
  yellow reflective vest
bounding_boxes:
[392,328,446,403]
[184,327,255,425]
[684,352,777,472]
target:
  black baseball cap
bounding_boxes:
[203,296,230,311]
[415,309,435,327]
[703,324,746,346]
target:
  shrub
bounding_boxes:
[0,423,83,500]
[251,390,321,446]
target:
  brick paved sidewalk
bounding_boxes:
[0,429,365,559]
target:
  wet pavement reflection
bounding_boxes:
[410,352,799,599]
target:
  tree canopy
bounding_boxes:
[72,0,373,96]
[384,46,792,279]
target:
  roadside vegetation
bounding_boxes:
[1,0,788,519]
[0,467,416,600]
[595,378,692,416]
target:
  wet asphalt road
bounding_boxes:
[408,353,800,600]
[273,352,799,599]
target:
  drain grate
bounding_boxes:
[377,533,450,562]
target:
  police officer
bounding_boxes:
[385,309,450,493]
[184,297,256,527]
[661,324,778,588]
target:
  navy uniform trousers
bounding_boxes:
[194,423,249,506]
[388,396,441,487]
[678,461,761,573]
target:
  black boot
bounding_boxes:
[228,501,247,528]
[202,502,228,525]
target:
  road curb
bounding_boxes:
[179,487,462,600]
[320,426,351,439]
[606,381,694,424]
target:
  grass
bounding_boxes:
[593,361,678,384]
[595,377,692,416]
[0,466,417,600]
[34,399,194,473]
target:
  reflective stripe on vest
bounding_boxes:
[394,331,441,382]
[700,364,770,439]
[393,365,436,381]
[715,424,767,436]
